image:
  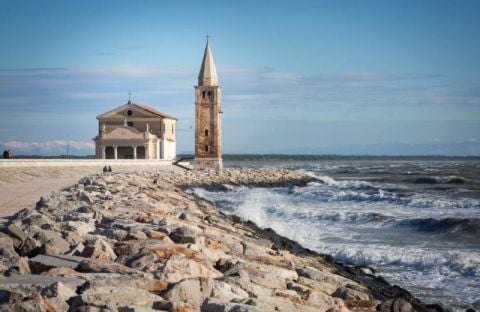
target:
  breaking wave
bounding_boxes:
[395,217,480,242]
[412,176,467,185]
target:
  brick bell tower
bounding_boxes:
[194,38,223,170]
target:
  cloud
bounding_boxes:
[1,140,94,152]
[0,63,478,155]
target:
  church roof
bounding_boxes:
[97,101,177,120]
[198,39,218,86]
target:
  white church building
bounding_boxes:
[94,101,177,160]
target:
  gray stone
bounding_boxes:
[0,236,19,263]
[81,236,117,262]
[0,274,84,289]
[76,258,146,276]
[125,253,158,272]
[34,229,71,255]
[41,281,77,312]
[71,286,165,311]
[201,298,261,312]
[17,236,41,257]
[79,191,95,205]
[114,239,173,256]
[306,291,347,312]
[0,296,51,312]
[23,213,57,229]
[379,299,414,312]
[78,275,168,293]
[164,278,214,309]
[28,254,85,273]
[62,220,96,237]
[93,228,129,241]
[3,222,27,243]
[210,280,249,302]
[332,286,372,301]
[170,226,199,244]
[161,254,222,283]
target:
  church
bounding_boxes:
[94,101,177,160]
[94,39,223,169]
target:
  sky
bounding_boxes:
[0,0,479,155]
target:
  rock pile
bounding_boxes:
[0,169,437,311]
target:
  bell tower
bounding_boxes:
[194,38,223,170]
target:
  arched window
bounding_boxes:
[205,145,209,152]
[205,129,208,136]
[202,91,206,99]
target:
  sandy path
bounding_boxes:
[0,177,82,217]
[0,165,180,218]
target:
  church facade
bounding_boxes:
[194,39,223,170]
[94,102,177,160]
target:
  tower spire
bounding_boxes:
[198,37,218,86]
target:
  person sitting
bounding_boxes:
[108,166,112,172]
[103,166,108,173]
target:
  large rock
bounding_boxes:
[0,235,30,276]
[114,239,173,256]
[201,298,261,312]
[17,236,42,257]
[297,266,354,295]
[2,222,27,245]
[23,213,57,229]
[81,236,117,261]
[332,286,372,301]
[33,229,71,255]
[0,236,19,263]
[28,254,85,274]
[0,275,84,302]
[79,191,96,205]
[93,228,129,241]
[170,226,201,244]
[0,274,84,288]
[211,280,249,302]
[62,220,96,237]
[296,276,338,296]
[41,281,77,312]
[379,299,414,312]
[160,254,222,283]
[70,286,165,311]
[76,259,146,276]
[125,253,159,272]
[79,275,168,293]
[164,278,214,309]
[0,295,52,312]
[306,291,348,312]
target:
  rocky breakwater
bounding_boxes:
[0,169,441,311]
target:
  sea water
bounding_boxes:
[190,158,480,310]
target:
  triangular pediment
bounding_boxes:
[102,126,145,140]
[97,103,158,120]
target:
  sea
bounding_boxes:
[189,157,480,310]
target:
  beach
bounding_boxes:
[0,166,436,311]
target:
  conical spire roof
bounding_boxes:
[198,39,218,86]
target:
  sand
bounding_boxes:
[0,165,180,218]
